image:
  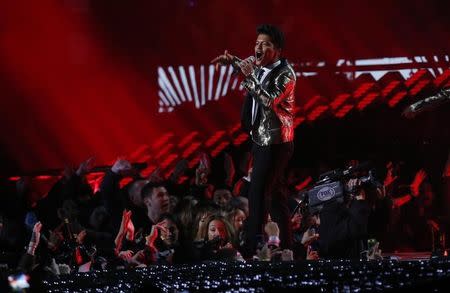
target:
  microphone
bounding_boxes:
[231,56,256,75]
[233,56,255,65]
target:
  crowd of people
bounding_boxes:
[0,150,441,282]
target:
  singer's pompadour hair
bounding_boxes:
[256,24,285,49]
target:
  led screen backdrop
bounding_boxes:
[0,0,449,175]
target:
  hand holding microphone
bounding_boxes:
[238,56,255,76]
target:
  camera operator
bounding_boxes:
[317,178,371,259]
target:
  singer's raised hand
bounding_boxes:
[211,50,235,71]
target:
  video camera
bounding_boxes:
[293,162,381,216]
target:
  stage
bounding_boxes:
[40,255,450,292]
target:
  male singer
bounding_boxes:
[212,24,296,254]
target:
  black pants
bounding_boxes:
[246,141,294,252]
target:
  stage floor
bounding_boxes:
[39,255,450,292]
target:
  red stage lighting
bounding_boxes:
[335,105,354,118]
[228,123,242,137]
[295,176,313,191]
[381,80,401,98]
[404,69,428,88]
[211,141,230,157]
[188,156,201,169]
[409,79,430,96]
[205,131,226,148]
[182,142,201,159]
[232,132,249,146]
[179,131,199,148]
[376,71,408,108]
[388,91,407,108]
[303,95,329,121]
[128,145,150,162]
[303,95,323,112]
[160,154,178,169]
[140,165,157,177]
[357,92,379,111]
[294,116,306,128]
[433,69,450,87]
[155,144,173,160]
[330,94,351,111]
[152,133,174,151]
[307,105,329,121]
[353,82,375,99]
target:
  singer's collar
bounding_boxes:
[261,59,281,71]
